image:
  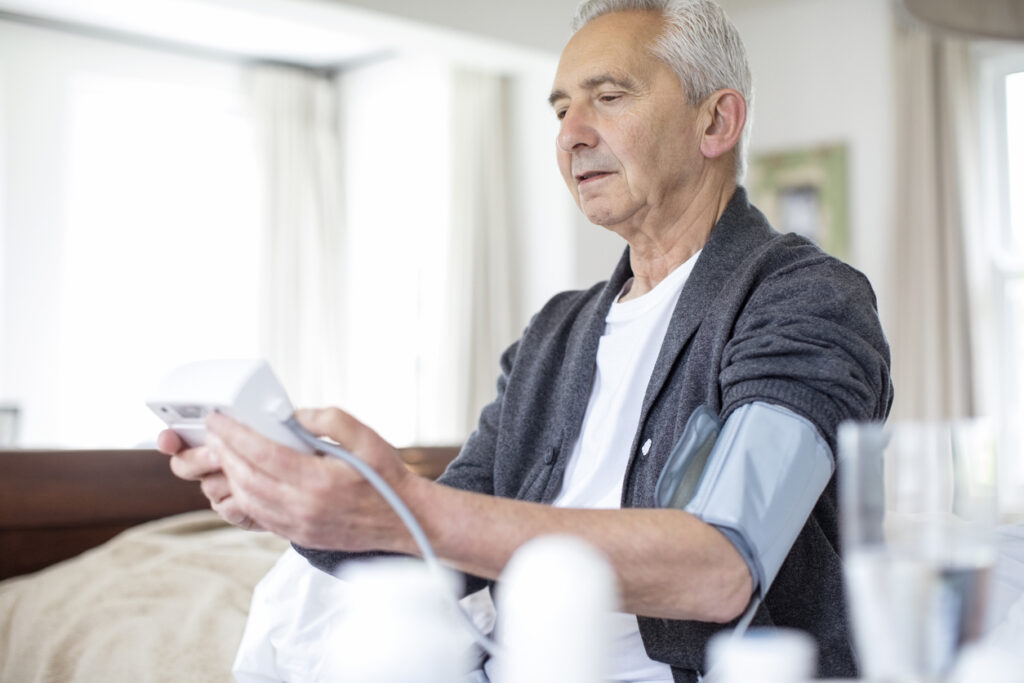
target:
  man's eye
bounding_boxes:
[599,93,622,103]
[556,108,567,120]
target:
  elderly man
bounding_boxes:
[160,0,892,680]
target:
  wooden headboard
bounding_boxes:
[0,446,459,581]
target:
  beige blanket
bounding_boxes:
[0,511,288,683]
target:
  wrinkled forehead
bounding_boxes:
[551,10,667,99]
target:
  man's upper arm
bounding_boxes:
[718,258,893,450]
[683,401,834,598]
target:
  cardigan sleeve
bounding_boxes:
[434,336,521,496]
[717,254,893,454]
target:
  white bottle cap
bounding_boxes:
[324,558,469,683]
[951,642,1024,683]
[707,627,817,682]
[493,534,618,683]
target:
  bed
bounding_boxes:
[0,446,459,683]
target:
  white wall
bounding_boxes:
[731,0,896,320]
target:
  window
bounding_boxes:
[1001,70,1024,515]
[54,73,263,447]
[0,22,468,449]
[337,59,456,447]
[0,21,264,447]
[2,20,549,450]
[978,49,1024,516]
[1006,72,1024,255]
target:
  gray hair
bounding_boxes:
[571,0,754,180]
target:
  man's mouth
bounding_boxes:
[576,171,613,184]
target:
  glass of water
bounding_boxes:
[838,419,997,682]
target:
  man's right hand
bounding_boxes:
[156,429,265,531]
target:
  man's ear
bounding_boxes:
[699,89,746,161]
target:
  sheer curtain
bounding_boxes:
[246,62,519,442]
[889,19,981,420]
[446,69,519,436]
[246,64,347,408]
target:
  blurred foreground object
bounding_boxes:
[839,419,997,680]
[706,627,816,682]
[492,535,616,683]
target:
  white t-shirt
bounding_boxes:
[552,253,699,682]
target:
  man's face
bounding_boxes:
[550,10,705,230]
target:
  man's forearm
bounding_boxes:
[398,475,753,623]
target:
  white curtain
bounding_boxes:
[246,64,347,407]
[889,19,981,420]
[446,69,519,436]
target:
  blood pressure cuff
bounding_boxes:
[655,402,834,599]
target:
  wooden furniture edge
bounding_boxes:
[0,445,459,580]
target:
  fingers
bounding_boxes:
[203,413,316,512]
[295,407,411,493]
[158,425,274,534]
[200,471,265,531]
[200,471,231,504]
[160,427,220,483]
[210,492,266,532]
[156,429,184,455]
[294,407,377,452]
[202,408,410,549]
[294,407,355,437]
[168,444,220,481]
[215,444,311,535]
[205,412,315,486]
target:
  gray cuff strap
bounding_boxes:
[684,402,834,599]
[712,525,761,595]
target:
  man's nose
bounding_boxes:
[556,105,599,152]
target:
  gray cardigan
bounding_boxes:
[297,187,893,681]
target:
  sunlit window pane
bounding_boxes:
[1003,278,1024,507]
[339,59,453,446]
[56,73,263,447]
[999,68,1024,515]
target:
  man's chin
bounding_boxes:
[580,203,628,232]
[580,199,608,223]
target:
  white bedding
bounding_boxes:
[234,547,496,683]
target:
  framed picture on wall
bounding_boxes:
[748,143,849,261]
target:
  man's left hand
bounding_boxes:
[205,407,419,553]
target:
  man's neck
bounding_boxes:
[618,180,736,302]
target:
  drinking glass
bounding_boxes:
[838,419,998,682]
